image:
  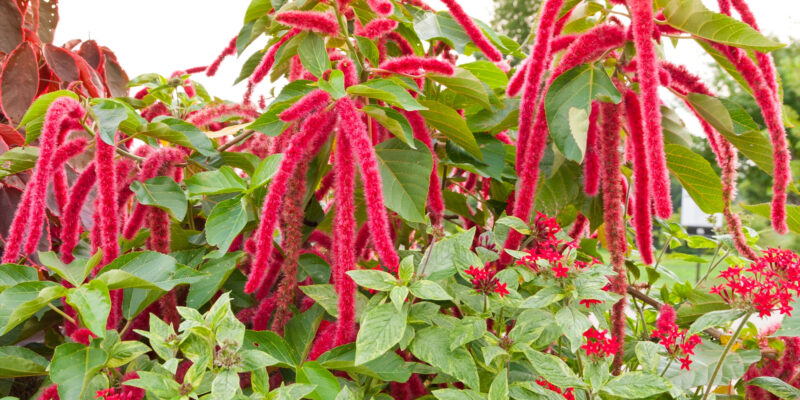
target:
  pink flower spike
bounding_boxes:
[335,97,400,270]
[333,131,357,346]
[244,28,301,102]
[439,0,503,63]
[60,163,97,263]
[367,0,394,16]
[279,89,332,122]
[598,102,626,268]
[94,137,120,266]
[206,36,237,77]
[337,58,359,88]
[506,59,528,97]
[624,90,654,265]
[358,18,398,39]
[386,32,414,56]
[583,102,600,196]
[630,0,672,219]
[378,55,455,76]
[275,11,339,36]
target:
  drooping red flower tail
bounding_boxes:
[551,24,626,77]
[206,36,238,77]
[244,28,301,103]
[271,165,308,333]
[3,97,83,263]
[187,103,261,128]
[60,164,97,263]
[274,11,339,36]
[729,0,779,101]
[439,0,505,68]
[623,90,654,265]
[629,0,672,219]
[506,59,528,97]
[378,55,455,76]
[366,0,393,16]
[386,32,415,56]
[37,384,60,400]
[333,131,357,345]
[278,89,332,122]
[402,110,445,226]
[94,139,119,265]
[568,213,589,240]
[336,97,400,270]
[357,18,398,39]
[338,58,359,88]
[584,102,600,196]
[50,137,89,214]
[245,111,336,293]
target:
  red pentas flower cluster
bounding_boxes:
[536,378,575,400]
[651,305,702,371]
[465,265,509,297]
[711,248,800,317]
[581,327,620,358]
[515,212,598,279]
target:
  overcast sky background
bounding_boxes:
[54,1,800,104]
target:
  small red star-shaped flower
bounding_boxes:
[494,282,509,297]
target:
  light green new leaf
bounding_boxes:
[185,166,247,196]
[409,280,452,301]
[50,343,109,400]
[428,68,491,110]
[600,372,672,399]
[0,147,39,179]
[0,264,38,293]
[355,303,407,365]
[18,90,79,143]
[347,79,427,111]
[1,281,66,334]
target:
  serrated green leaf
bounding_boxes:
[66,280,111,338]
[355,303,407,365]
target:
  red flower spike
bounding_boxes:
[244,28,301,103]
[333,131,357,346]
[583,102,600,196]
[357,18,398,39]
[93,137,120,264]
[274,11,339,36]
[652,304,702,371]
[206,36,237,77]
[506,59,528,97]
[337,58,359,88]
[568,213,589,240]
[386,32,415,56]
[336,97,400,271]
[624,90,654,265]
[438,0,504,64]
[378,55,455,76]
[367,0,393,16]
[60,164,98,263]
[38,384,60,400]
[278,89,332,122]
[245,111,336,293]
[630,0,672,219]
[402,110,445,226]
[187,103,260,128]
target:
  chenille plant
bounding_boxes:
[0,0,799,399]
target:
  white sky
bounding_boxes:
[55,0,800,105]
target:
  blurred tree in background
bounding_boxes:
[491,0,542,51]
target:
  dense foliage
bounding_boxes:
[0,0,799,399]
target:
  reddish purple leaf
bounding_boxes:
[0,42,39,125]
[78,40,102,69]
[37,0,59,44]
[0,0,24,54]
[75,55,104,97]
[0,123,25,147]
[43,43,80,83]
[102,51,129,97]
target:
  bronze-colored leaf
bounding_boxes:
[0,0,24,54]
[0,42,39,125]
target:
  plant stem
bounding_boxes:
[48,303,77,325]
[701,312,753,400]
[660,357,674,377]
[697,248,731,288]
[217,129,255,152]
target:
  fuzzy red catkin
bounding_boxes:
[336,97,400,270]
[358,18,398,39]
[60,164,97,263]
[206,36,238,77]
[729,0,780,101]
[49,137,89,214]
[378,55,455,76]
[94,138,120,266]
[275,11,339,36]
[438,0,504,65]
[386,32,414,56]
[598,102,627,267]
[515,0,563,164]
[568,213,589,240]
[629,0,672,219]
[624,90,654,265]
[187,103,261,128]
[278,89,332,122]
[505,59,528,97]
[583,102,600,196]
[333,131,357,345]
[337,58,359,88]
[245,111,336,293]
[244,28,301,102]
[402,110,445,225]
[367,0,393,16]
[37,384,59,400]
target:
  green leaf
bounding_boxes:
[0,346,49,377]
[124,370,182,399]
[600,371,672,399]
[107,341,151,368]
[665,144,724,214]
[299,284,368,319]
[418,100,482,160]
[347,269,397,292]
[433,389,486,400]
[355,303,407,365]
[50,343,109,400]
[211,369,240,400]
[185,166,247,196]
[0,146,39,179]
[298,33,331,78]
[375,138,434,223]
[284,305,324,362]
[206,196,249,254]
[519,286,565,309]
[355,36,380,67]
[187,253,241,308]
[410,326,480,390]
[661,105,694,148]
[346,79,427,111]
[747,377,800,399]
[138,117,216,156]
[91,98,129,145]
[244,0,271,23]
[414,11,472,53]
[420,230,481,281]
[18,90,79,143]
[495,216,530,235]
[37,251,94,288]
[296,361,340,400]
[515,344,586,388]
[237,349,281,372]
[555,306,592,352]
[130,176,188,220]
[0,264,38,293]
[449,316,486,350]
[688,309,745,335]
[489,368,509,400]
[95,251,200,291]
[390,286,409,311]
[460,61,508,89]
[659,0,784,52]
[243,330,298,368]
[0,281,66,334]
[743,203,800,235]
[544,63,622,162]
[317,343,411,382]
[409,280,452,301]
[250,153,284,189]
[429,68,491,110]
[685,93,775,175]
[319,69,347,99]
[66,280,111,338]
[247,106,289,137]
[269,384,318,400]
[298,253,332,285]
[635,341,662,374]
[362,105,416,148]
